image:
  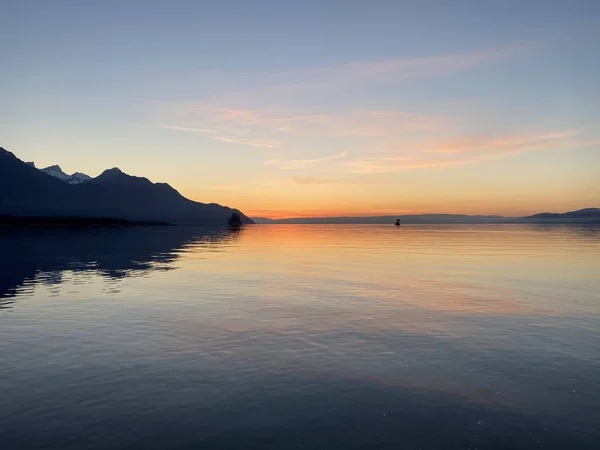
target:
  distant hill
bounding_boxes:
[0,147,253,225]
[522,208,600,223]
[253,209,600,224]
[253,214,506,224]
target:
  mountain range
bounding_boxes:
[253,209,600,224]
[0,147,253,224]
[2,147,597,226]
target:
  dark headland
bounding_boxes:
[0,147,254,226]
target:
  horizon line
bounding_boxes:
[250,207,599,221]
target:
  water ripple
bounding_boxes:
[0,224,599,449]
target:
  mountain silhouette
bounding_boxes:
[0,147,253,224]
[524,208,600,222]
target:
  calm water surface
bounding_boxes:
[1,224,599,449]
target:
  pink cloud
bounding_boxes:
[267,151,348,170]
[346,130,597,173]
[213,135,279,149]
[153,43,548,167]
[309,44,528,86]
[162,107,442,139]
[422,130,580,155]
[155,44,521,145]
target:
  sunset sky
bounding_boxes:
[1,0,599,218]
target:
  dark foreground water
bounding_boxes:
[1,224,599,449]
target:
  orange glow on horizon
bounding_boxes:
[246,208,422,220]
[241,205,590,220]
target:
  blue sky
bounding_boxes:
[1,0,599,217]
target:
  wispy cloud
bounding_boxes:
[267,151,348,170]
[154,44,527,149]
[421,130,581,155]
[282,43,528,90]
[160,107,442,146]
[264,152,281,165]
[346,158,474,173]
[160,123,279,149]
[154,42,547,176]
[159,125,216,134]
[346,130,596,173]
[170,43,531,100]
[212,135,279,149]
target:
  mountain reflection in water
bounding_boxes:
[0,225,242,305]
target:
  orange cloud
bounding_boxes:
[346,130,598,173]
[266,151,348,169]
[422,130,580,155]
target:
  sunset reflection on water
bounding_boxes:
[1,224,599,449]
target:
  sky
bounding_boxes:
[1,0,599,218]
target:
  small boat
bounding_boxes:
[395,219,401,226]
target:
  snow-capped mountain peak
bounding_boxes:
[41,165,70,181]
[69,172,92,184]
[40,165,91,185]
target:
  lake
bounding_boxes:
[1,224,599,449]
